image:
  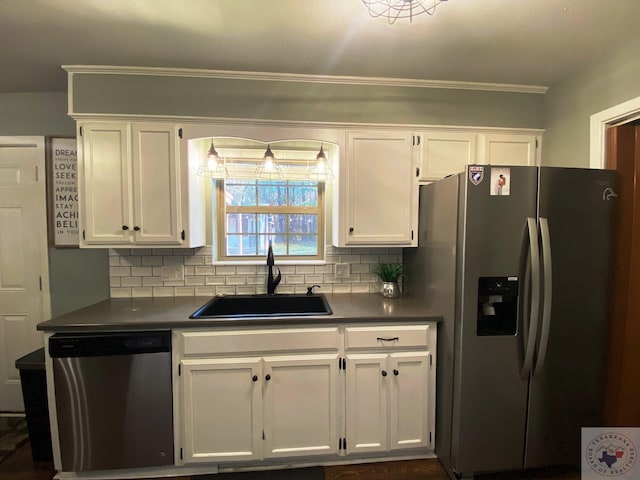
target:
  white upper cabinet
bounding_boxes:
[130,123,181,244]
[416,131,477,182]
[79,123,132,245]
[79,121,204,248]
[478,133,541,166]
[334,130,417,247]
[416,130,543,182]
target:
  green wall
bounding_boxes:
[0,92,110,317]
[0,93,74,135]
[544,37,640,167]
[72,74,545,129]
[8,51,639,316]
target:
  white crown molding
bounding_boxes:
[590,94,640,169]
[68,112,545,136]
[62,65,548,94]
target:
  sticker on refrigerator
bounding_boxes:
[468,166,484,185]
[491,167,511,196]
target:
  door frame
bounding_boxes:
[590,95,640,168]
[590,101,640,426]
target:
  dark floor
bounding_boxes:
[0,442,581,480]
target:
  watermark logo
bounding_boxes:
[583,428,639,479]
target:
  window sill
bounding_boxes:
[212,259,327,266]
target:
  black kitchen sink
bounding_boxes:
[190,293,333,318]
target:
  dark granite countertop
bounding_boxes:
[37,294,441,332]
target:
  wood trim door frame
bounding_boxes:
[604,124,640,426]
[590,95,640,168]
[591,99,640,426]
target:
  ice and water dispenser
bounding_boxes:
[477,276,519,336]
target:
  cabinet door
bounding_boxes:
[388,352,431,451]
[181,358,262,463]
[131,123,182,244]
[80,123,132,244]
[262,354,339,458]
[345,353,388,453]
[479,133,539,166]
[344,131,416,245]
[418,131,476,181]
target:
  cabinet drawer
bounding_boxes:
[345,325,429,350]
[178,328,340,356]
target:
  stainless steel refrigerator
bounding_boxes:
[404,165,617,478]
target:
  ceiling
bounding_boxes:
[1,0,640,94]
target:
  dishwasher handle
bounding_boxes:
[49,331,171,358]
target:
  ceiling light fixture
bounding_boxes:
[197,140,228,178]
[307,144,334,181]
[255,144,284,179]
[361,0,448,24]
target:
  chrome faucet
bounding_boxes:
[266,241,281,295]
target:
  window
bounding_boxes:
[216,179,324,261]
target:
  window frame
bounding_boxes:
[215,179,325,262]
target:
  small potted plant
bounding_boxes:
[373,263,404,298]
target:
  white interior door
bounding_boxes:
[0,137,50,412]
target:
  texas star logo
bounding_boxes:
[468,166,484,186]
[586,432,637,477]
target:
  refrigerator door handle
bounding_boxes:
[521,217,541,380]
[533,217,553,377]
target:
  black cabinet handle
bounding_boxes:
[393,369,399,376]
[376,337,399,342]
[252,375,258,382]
[381,370,388,377]
[122,225,129,231]
[265,374,271,381]
[133,226,140,231]
[349,227,354,233]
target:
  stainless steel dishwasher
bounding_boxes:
[49,331,174,472]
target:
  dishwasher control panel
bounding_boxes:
[49,331,171,357]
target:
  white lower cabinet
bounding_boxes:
[388,352,431,450]
[263,355,339,458]
[181,357,262,462]
[345,327,433,455]
[346,352,431,453]
[180,354,339,463]
[176,323,435,467]
[345,353,388,453]
[177,328,341,464]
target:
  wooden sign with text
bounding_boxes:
[46,136,79,247]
